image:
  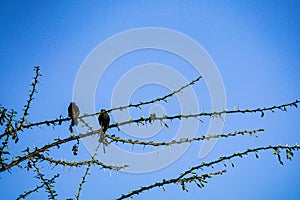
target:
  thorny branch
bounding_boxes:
[17,174,60,200]
[30,159,59,199]
[106,75,202,113]
[0,109,16,167]
[0,127,264,173]
[36,154,128,171]
[5,75,203,131]
[105,128,265,147]
[176,144,300,181]
[19,67,41,130]
[6,98,299,135]
[0,66,41,141]
[0,128,128,172]
[108,99,299,130]
[79,118,265,148]
[117,170,227,200]
[75,143,101,200]
[118,144,300,199]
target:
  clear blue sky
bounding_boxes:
[0,1,300,199]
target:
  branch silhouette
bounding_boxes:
[30,159,59,199]
[107,99,299,130]
[36,154,128,170]
[105,128,265,147]
[17,174,60,200]
[118,144,299,199]
[4,75,202,132]
[19,67,41,130]
[117,170,227,200]
[0,128,128,172]
[80,117,264,148]
[75,143,102,200]
[0,66,41,141]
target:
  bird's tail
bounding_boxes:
[73,118,78,126]
[102,126,107,133]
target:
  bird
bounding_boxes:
[68,102,80,126]
[98,109,110,133]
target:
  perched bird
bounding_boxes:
[98,109,110,133]
[98,109,110,145]
[68,102,80,126]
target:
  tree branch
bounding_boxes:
[105,128,265,147]
[75,143,101,200]
[17,174,60,200]
[30,159,59,199]
[6,75,202,131]
[117,170,226,199]
[108,99,300,130]
[117,144,300,199]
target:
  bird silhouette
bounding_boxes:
[98,109,110,145]
[68,102,80,126]
[98,109,110,133]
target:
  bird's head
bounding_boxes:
[100,109,106,113]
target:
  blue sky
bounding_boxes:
[0,1,300,199]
